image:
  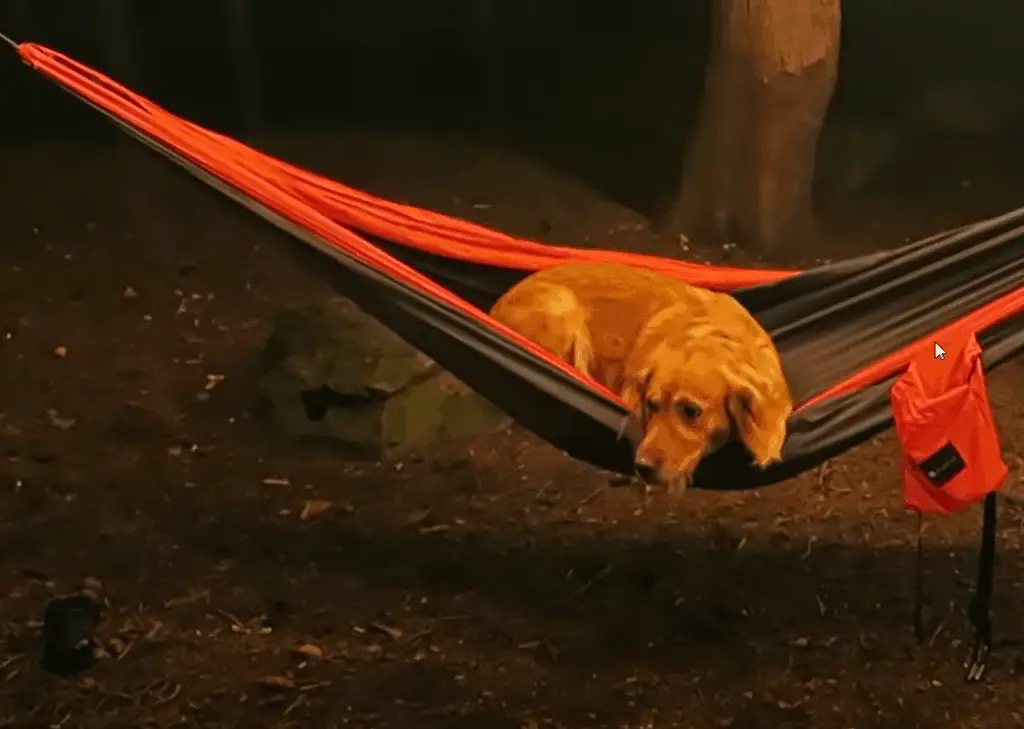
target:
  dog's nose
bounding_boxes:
[634,454,664,483]
[635,463,660,483]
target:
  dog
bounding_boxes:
[489,261,792,489]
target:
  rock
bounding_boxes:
[264,297,434,398]
[259,297,509,456]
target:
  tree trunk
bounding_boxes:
[663,0,840,257]
[225,0,265,132]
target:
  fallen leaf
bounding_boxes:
[291,643,324,660]
[300,500,332,520]
[368,622,404,640]
[419,524,451,534]
[46,409,76,430]
[405,507,432,525]
[257,675,295,691]
[78,576,105,596]
[106,637,128,657]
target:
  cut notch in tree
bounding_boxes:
[663,0,841,257]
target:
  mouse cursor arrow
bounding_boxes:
[934,342,946,360]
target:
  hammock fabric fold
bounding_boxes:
[13,43,1024,489]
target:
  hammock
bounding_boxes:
[9,42,1024,492]
[9,38,1023,683]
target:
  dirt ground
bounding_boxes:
[1,132,1024,729]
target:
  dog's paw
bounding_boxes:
[748,432,786,468]
[752,452,784,469]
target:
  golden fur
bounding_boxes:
[489,261,792,489]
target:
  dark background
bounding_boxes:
[3,0,1024,247]
[3,1,1024,163]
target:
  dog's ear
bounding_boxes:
[724,369,792,467]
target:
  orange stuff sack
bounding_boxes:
[890,334,1007,514]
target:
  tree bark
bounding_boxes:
[663,0,840,257]
[225,0,265,132]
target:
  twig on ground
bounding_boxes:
[571,486,606,513]
[817,460,832,486]
[406,629,435,643]
[927,605,953,647]
[283,693,308,716]
[163,589,210,608]
[436,614,473,622]
[564,562,614,601]
[299,680,332,692]
[206,603,249,634]
[801,535,818,559]
[143,620,164,641]
[153,683,183,706]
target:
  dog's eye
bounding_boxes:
[676,401,702,420]
[643,398,660,415]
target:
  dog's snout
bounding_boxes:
[634,462,660,483]
[634,453,665,483]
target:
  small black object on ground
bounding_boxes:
[42,591,104,676]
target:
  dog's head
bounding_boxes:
[620,304,793,489]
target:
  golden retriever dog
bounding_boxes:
[489,261,792,489]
